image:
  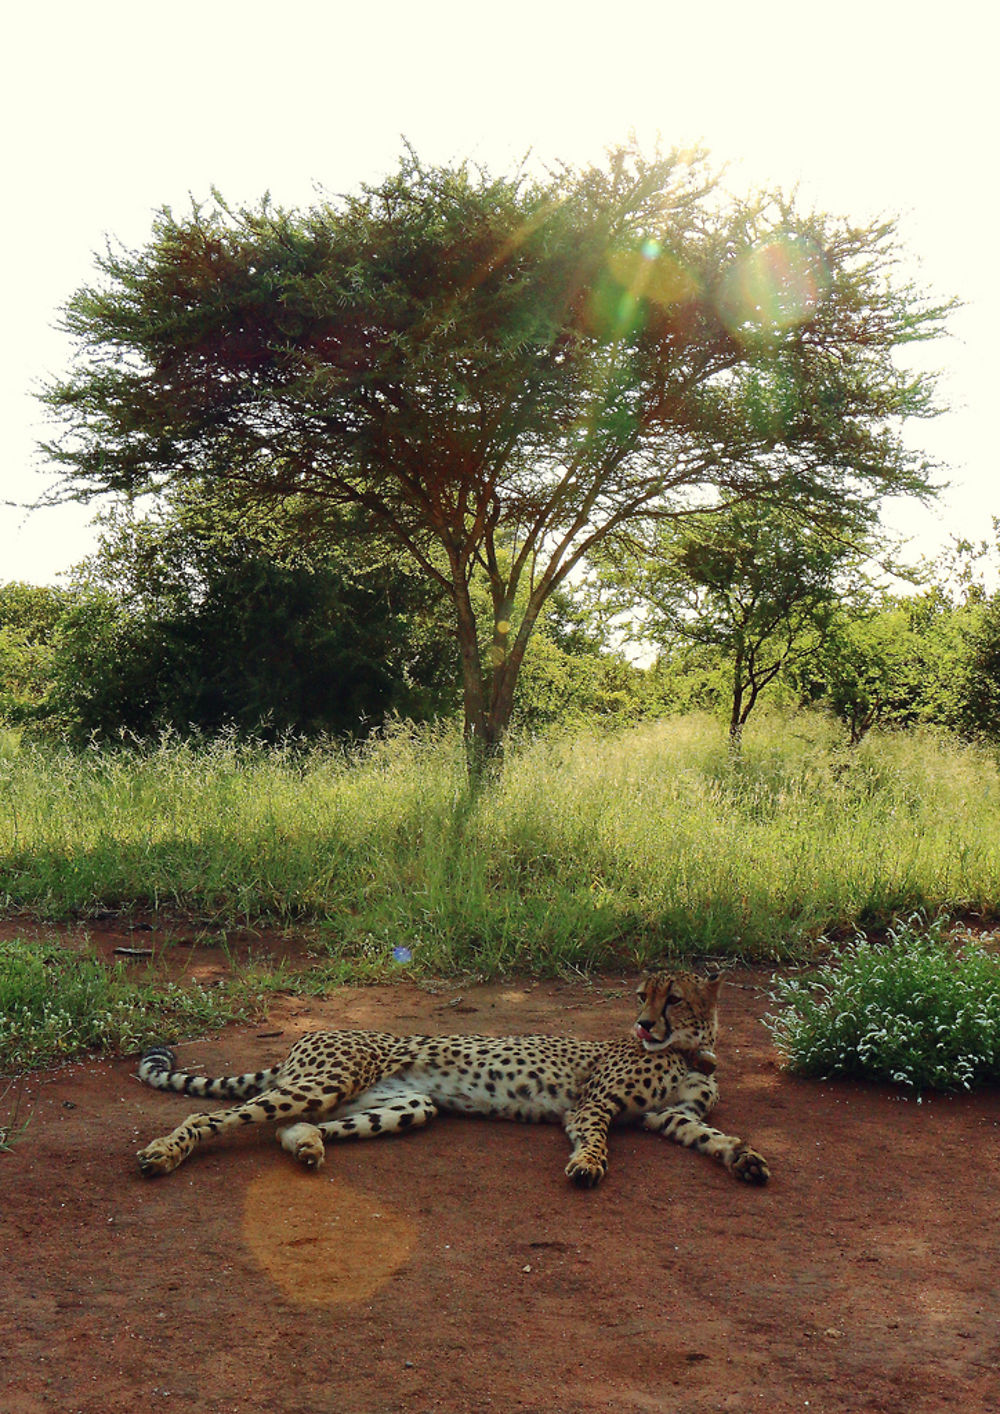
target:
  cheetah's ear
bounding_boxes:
[704,966,722,982]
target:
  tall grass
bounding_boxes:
[1,714,999,973]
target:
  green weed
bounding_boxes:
[0,937,273,1074]
[765,915,1000,1092]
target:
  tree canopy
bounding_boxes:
[40,143,953,755]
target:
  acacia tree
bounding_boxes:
[40,145,950,759]
[597,505,866,743]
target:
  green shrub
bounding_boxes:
[765,915,1000,1092]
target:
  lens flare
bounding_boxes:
[587,242,699,340]
[607,244,699,308]
[717,237,830,337]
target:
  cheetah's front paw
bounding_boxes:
[730,1144,770,1185]
[137,1139,184,1177]
[278,1122,326,1169]
[565,1153,608,1189]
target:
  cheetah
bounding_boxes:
[135,969,769,1188]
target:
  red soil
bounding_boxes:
[3,926,999,1413]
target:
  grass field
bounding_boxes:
[2,713,999,976]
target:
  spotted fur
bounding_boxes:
[135,969,769,1188]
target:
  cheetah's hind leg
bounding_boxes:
[137,1088,299,1176]
[278,1088,439,1167]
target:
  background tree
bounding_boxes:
[957,594,1000,740]
[0,582,70,725]
[792,574,995,744]
[600,504,862,743]
[51,483,456,742]
[40,144,951,760]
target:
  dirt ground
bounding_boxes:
[3,925,1000,1414]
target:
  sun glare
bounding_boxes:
[589,231,829,344]
[589,241,701,339]
[717,237,830,335]
[607,243,700,308]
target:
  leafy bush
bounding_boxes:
[0,582,69,727]
[765,915,1000,1092]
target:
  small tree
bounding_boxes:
[600,505,863,743]
[40,145,951,761]
[794,606,920,744]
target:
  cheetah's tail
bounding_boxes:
[136,1044,281,1100]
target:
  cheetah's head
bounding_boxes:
[633,970,721,1063]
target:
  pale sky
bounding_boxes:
[3,0,996,584]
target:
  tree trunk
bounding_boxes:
[451,571,542,776]
[451,588,517,776]
[729,644,745,755]
[451,582,490,764]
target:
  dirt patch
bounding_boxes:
[3,967,1000,1413]
[242,1169,419,1306]
[0,910,323,985]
